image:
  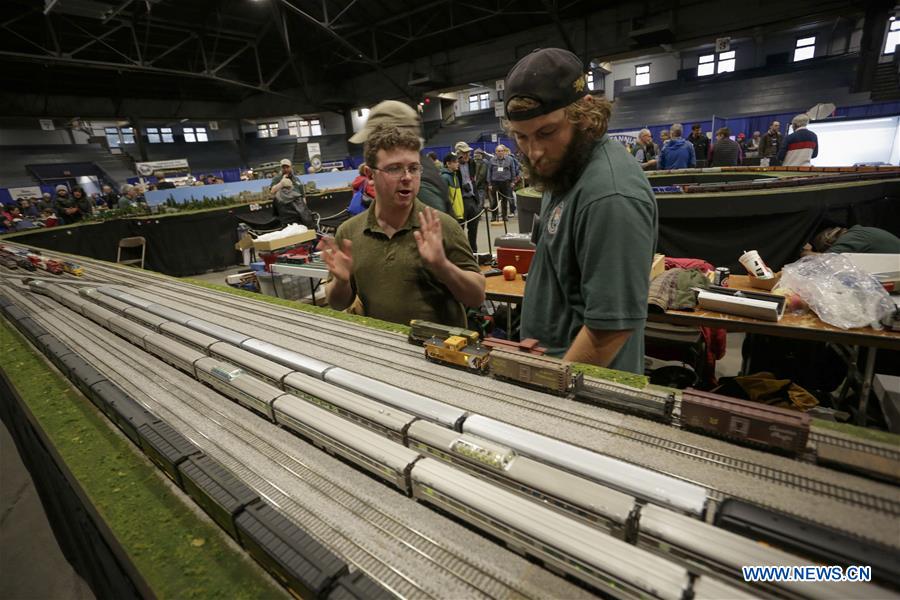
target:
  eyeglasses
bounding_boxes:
[372,163,423,178]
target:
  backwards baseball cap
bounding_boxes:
[279,158,292,167]
[349,100,420,144]
[454,141,473,153]
[504,48,586,121]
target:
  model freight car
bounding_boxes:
[680,389,810,454]
[490,348,582,396]
[408,319,479,346]
[423,336,491,373]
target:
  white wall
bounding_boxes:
[807,117,900,166]
[0,127,73,145]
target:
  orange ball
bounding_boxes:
[503,266,517,280]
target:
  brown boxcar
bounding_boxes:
[680,389,810,454]
[489,349,575,395]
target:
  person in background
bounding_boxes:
[155,171,175,190]
[777,114,818,167]
[631,128,658,170]
[348,163,375,216]
[487,144,519,222]
[759,121,783,164]
[687,124,709,166]
[658,123,696,170]
[472,149,489,210]
[745,130,762,157]
[804,225,900,255]
[38,192,53,212]
[454,141,480,252]
[426,151,442,169]
[54,184,86,224]
[118,184,144,209]
[503,48,656,374]
[99,184,120,209]
[708,127,742,167]
[18,197,40,219]
[270,158,304,199]
[350,100,450,215]
[40,208,59,227]
[0,204,12,231]
[440,152,465,223]
[659,130,670,148]
[321,125,484,327]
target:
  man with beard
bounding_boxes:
[320,125,484,327]
[503,48,657,374]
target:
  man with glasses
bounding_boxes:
[320,125,484,327]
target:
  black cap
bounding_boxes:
[504,48,587,121]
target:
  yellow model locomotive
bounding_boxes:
[423,336,491,373]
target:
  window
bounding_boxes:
[287,120,299,136]
[635,64,650,86]
[717,50,735,73]
[147,127,161,143]
[884,18,900,54]
[586,71,594,91]
[698,54,715,77]
[793,36,816,62]
[183,126,208,143]
[160,127,174,143]
[257,122,279,138]
[121,127,134,144]
[697,50,735,77]
[104,127,120,147]
[298,119,322,137]
[467,92,490,111]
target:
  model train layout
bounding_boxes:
[5,279,897,598]
[412,320,817,456]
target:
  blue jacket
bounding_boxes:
[659,138,696,170]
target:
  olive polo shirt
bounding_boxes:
[520,135,658,374]
[333,198,480,327]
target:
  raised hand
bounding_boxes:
[318,236,353,282]
[413,207,447,271]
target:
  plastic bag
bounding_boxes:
[776,254,894,330]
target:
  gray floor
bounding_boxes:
[0,418,94,600]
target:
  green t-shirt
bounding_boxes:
[334,198,479,327]
[827,225,900,255]
[270,173,303,195]
[520,135,658,374]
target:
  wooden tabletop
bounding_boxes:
[482,266,526,302]
[651,275,900,350]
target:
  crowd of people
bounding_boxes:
[0,183,152,232]
[627,114,819,170]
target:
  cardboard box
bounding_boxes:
[252,229,316,253]
[748,271,782,290]
[497,247,535,274]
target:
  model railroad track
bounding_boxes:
[33,262,900,518]
[12,256,900,517]
[810,431,900,461]
[624,429,900,516]
[21,290,533,600]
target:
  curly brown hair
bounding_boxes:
[505,95,612,139]
[364,125,422,167]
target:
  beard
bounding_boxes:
[520,127,597,194]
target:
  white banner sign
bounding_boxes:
[307,142,321,159]
[39,119,55,131]
[135,158,190,176]
[609,130,641,146]
[9,185,42,200]
[494,101,504,117]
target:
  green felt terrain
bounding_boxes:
[0,318,282,599]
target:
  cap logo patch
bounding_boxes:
[573,76,586,93]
